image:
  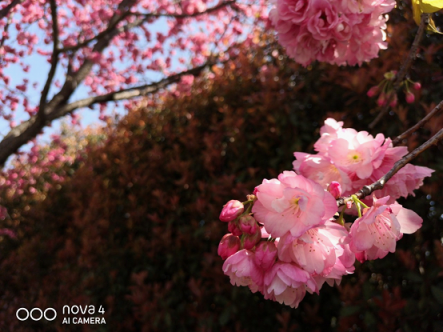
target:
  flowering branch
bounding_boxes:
[392,100,443,145]
[0,0,23,20]
[130,1,236,19]
[54,59,222,117]
[58,1,236,53]
[369,13,430,129]
[337,127,443,207]
[38,0,60,122]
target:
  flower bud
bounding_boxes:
[346,200,353,209]
[243,229,262,250]
[328,181,342,199]
[254,241,278,269]
[413,82,421,90]
[406,91,415,104]
[218,233,241,260]
[228,220,243,236]
[219,200,244,222]
[389,94,398,107]
[367,86,379,97]
[377,93,386,106]
[239,215,259,235]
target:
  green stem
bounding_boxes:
[351,195,362,218]
[337,207,345,226]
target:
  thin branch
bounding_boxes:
[57,10,132,53]
[0,0,23,20]
[0,12,12,50]
[131,0,235,19]
[392,100,443,145]
[58,1,235,53]
[38,0,60,122]
[54,59,222,118]
[369,13,430,129]
[337,127,443,207]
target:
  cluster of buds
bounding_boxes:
[367,71,422,106]
[217,119,433,308]
[218,197,263,260]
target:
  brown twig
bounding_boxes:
[53,58,223,117]
[337,127,443,207]
[38,0,60,122]
[369,13,430,129]
[392,100,443,145]
[0,0,23,20]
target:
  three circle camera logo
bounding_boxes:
[16,308,57,321]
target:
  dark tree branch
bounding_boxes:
[38,0,60,122]
[58,8,132,53]
[0,12,12,49]
[56,60,218,117]
[58,1,236,53]
[337,127,443,207]
[369,13,430,129]
[0,0,23,20]
[392,100,443,145]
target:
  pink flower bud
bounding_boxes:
[218,234,241,260]
[228,221,243,236]
[367,86,379,97]
[413,82,421,90]
[254,241,278,269]
[389,94,398,107]
[377,93,386,106]
[327,181,342,199]
[219,200,244,222]
[346,201,353,209]
[239,215,259,235]
[406,92,415,104]
[243,229,262,250]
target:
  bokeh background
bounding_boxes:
[1,7,443,332]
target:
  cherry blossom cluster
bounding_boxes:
[0,0,268,128]
[218,118,433,308]
[269,0,395,66]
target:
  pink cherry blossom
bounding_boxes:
[263,262,317,308]
[327,132,387,180]
[293,153,352,193]
[270,0,395,65]
[222,249,263,293]
[254,241,278,270]
[252,171,337,238]
[277,221,354,277]
[349,196,422,262]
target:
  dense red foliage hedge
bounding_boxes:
[0,22,443,331]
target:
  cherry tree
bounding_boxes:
[0,0,268,166]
